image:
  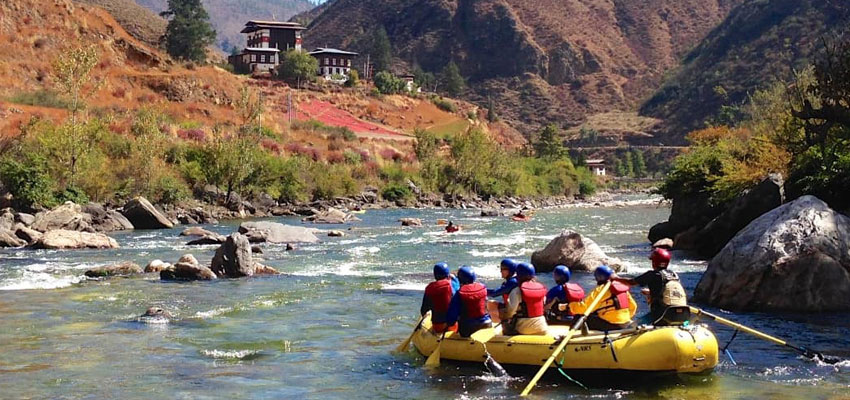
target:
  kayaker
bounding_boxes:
[612,248,687,325]
[544,265,585,324]
[486,258,519,323]
[445,266,492,337]
[421,262,458,334]
[563,265,636,331]
[503,262,548,335]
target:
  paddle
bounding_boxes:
[470,322,507,376]
[396,312,429,353]
[690,307,841,364]
[520,281,612,397]
[424,332,449,367]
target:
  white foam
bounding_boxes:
[347,246,381,256]
[0,271,82,291]
[382,281,426,291]
[201,349,261,359]
[468,249,505,257]
[193,307,233,319]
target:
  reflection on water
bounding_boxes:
[0,204,848,399]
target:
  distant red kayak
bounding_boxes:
[445,226,460,233]
[511,215,531,222]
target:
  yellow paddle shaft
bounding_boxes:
[690,307,788,346]
[520,281,612,397]
[396,312,429,353]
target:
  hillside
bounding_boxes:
[640,0,849,143]
[76,0,166,46]
[134,0,315,51]
[301,0,743,140]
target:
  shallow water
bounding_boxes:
[1,201,848,399]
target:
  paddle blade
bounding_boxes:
[485,355,508,377]
[470,328,496,343]
[395,336,413,353]
[424,344,441,367]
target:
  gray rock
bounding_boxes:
[186,234,227,245]
[85,262,143,278]
[0,209,14,231]
[399,218,422,227]
[251,245,263,254]
[14,224,42,244]
[82,203,134,232]
[303,207,359,224]
[694,195,850,312]
[327,230,345,237]
[253,263,280,275]
[0,229,26,247]
[144,259,171,273]
[652,238,674,250]
[180,227,216,237]
[238,221,319,244]
[34,230,119,249]
[14,212,34,227]
[31,202,93,232]
[122,197,173,229]
[210,233,254,278]
[531,230,624,273]
[161,254,216,281]
[480,209,501,217]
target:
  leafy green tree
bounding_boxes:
[413,65,435,92]
[130,108,169,197]
[0,156,56,209]
[440,61,465,96]
[623,151,635,177]
[160,0,216,63]
[278,49,318,88]
[374,71,405,94]
[534,124,564,159]
[632,150,647,178]
[371,27,393,72]
[344,69,360,87]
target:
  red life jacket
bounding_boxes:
[518,281,547,318]
[608,281,631,310]
[565,282,585,303]
[459,282,488,319]
[424,279,453,323]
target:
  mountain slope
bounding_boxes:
[76,0,166,46]
[135,0,316,51]
[302,0,742,138]
[640,0,849,142]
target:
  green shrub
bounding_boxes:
[432,97,457,113]
[0,157,57,209]
[8,90,71,109]
[151,174,190,204]
[374,71,406,94]
[381,182,412,201]
[55,185,90,205]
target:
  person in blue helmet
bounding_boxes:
[486,258,519,323]
[445,266,492,337]
[544,265,586,324]
[503,262,548,335]
[421,262,458,333]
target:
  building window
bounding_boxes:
[324,57,329,65]
[332,58,336,66]
[347,59,351,67]
[260,55,266,63]
[269,55,275,63]
[250,54,256,62]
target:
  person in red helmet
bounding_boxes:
[613,248,687,325]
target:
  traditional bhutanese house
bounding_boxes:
[228,20,305,73]
[309,48,359,79]
[586,159,606,176]
[400,74,417,92]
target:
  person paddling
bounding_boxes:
[503,263,549,335]
[612,248,687,325]
[544,265,585,324]
[486,258,519,323]
[563,265,636,331]
[446,220,459,233]
[421,262,458,334]
[445,266,493,337]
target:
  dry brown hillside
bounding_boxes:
[76,0,167,46]
[303,0,743,139]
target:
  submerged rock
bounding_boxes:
[137,306,173,324]
[122,197,173,229]
[160,254,216,281]
[34,229,119,249]
[186,234,226,245]
[531,230,624,273]
[179,227,216,237]
[144,259,171,273]
[85,262,143,278]
[327,230,345,237]
[695,196,850,312]
[399,218,422,227]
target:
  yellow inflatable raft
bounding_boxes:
[412,315,718,374]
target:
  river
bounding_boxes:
[1,201,848,399]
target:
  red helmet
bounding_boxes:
[649,248,672,268]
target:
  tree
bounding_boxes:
[130,109,169,196]
[486,95,497,122]
[160,0,216,63]
[278,49,318,88]
[374,71,405,94]
[413,65,435,92]
[631,149,647,178]
[534,124,564,159]
[344,69,360,87]
[623,151,635,177]
[52,45,100,186]
[371,27,393,72]
[440,61,465,96]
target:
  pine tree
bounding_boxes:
[371,27,392,72]
[441,62,466,96]
[534,124,564,159]
[623,151,635,177]
[632,150,647,178]
[487,95,497,122]
[160,0,216,63]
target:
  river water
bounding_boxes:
[1,201,848,399]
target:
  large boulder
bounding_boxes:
[648,192,719,244]
[186,234,226,245]
[85,262,143,278]
[399,218,422,227]
[31,202,93,232]
[688,174,784,257]
[14,212,35,227]
[144,259,171,273]
[238,221,320,244]
[82,203,134,232]
[0,209,15,231]
[694,196,850,312]
[160,254,216,281]
[14,224,42,244]
[122,197,173,229]
[34,230,119,249]
[0,229,26,247]
[531,230,624,273]
[179,227,217,237]
[302,207,359,224]
[210,233,254,278]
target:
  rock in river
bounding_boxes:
[85,262,143,278]
[238,221,319,244]
[210,233,254,278]
[0,229,26,247]
[34,230,119,249]
[160,254,216,281]
[302,207,359,224]
[694,195,850,312]
[531,230,624,273]
[31,202,93,232]
[144,259,172,273]
[399,218,422,227]
[122,196,173,229]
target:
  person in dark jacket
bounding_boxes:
[544,265,585,324]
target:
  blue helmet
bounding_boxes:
[594,265,614,283]
[553,265,571,284]
[433,262,450,280]
[516,262,535,280]
[457,266,476,284]
[500,258,518,276]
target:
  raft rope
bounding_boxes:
[722,329,740,366]
[555,355,588,390]
[603,333,619,363]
